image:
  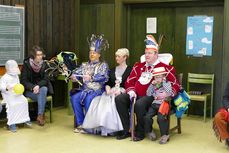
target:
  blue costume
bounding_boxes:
[71,61,109,126]
[70,34,109,127]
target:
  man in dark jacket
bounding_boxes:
[21,45,53,126]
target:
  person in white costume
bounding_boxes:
[0,60,31,132]
[82,48,132,136]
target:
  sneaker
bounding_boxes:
[74,125,83,133]
[9,124,17,133]
[159,135,170,144]
[147,130,157,141]
[25,121,32,127]
[80,129,87,134]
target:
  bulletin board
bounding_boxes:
[0,5,24,65]
[186,16,214,56]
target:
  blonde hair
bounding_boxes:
[115,48,129,57]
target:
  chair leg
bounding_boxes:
[210,99,213,119]
[177,118,181,134]
[168,114,171,133]
[186,102,191,116]
[204,100,207,122]
[50,99,53,123]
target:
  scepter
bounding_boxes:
[157,34,167,51]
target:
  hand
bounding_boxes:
[83,74,91,82]
[228,108,229,112]
[6,85,13,91]
[70,74,77,81]
[106,88,112,95]
[151,80,157,85]
[128,90,137,99]
[33,85,40,94]
[114,90,121,96]
[105,85,111,95]
[156,91,168,100]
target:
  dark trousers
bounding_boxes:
[144,103,169,137]
[115,93,131,133]
[134,96,154,138]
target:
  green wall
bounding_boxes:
[126,3,223,114]
[127,5,175,65]
[174,6,223,113]
[79,4,115,68]
[79,0,228,115]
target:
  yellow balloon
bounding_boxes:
[13,83,25,95]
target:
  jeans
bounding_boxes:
[25,86,48,115]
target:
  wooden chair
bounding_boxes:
[187,73,214,122]
[139,54,182,135]
[169,73,183,134]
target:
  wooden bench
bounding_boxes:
[0,96,53,123]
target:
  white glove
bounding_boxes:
[128,90,137,99]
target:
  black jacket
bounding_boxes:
[223,82,229,109]
[21,58,54,94]
[106,66,132,88]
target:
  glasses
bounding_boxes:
[36,53,45,57]
[145,52,156,55]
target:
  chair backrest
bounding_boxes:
[187,73,214,96]
[177,73,183,87]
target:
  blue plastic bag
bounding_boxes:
[173,89,190,118]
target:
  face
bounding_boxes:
[115,55,127,65]
[89,50,100,62]
[145,49,158,64]
[34,51,44,63]
[154,74,165,84]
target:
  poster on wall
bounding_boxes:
[186,16,214,56]
[146,17,157,34]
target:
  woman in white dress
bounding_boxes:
[82,48,132,136]
[0,60,31,132]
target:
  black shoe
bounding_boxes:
[133,136,144,142]
[116,132,130,140]
[226,138,229,147]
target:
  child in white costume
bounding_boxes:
[0,60,31,132]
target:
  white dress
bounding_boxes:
[82,66,130,136]
[0,74,30,125]
[82,91,123,136]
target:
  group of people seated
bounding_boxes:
[69,34,180,144]
[0,34,229,146]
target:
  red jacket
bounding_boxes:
[125,61,180,97]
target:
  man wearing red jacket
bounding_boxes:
[115,35,180,141]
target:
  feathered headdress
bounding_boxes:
[87,34,109,53]
[145,35,159,52]
[145,34,166,52]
